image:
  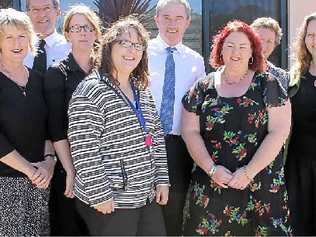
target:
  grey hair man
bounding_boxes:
[148,0,206,235]
[24,0,70,73]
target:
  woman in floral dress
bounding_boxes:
[181,20,292,236]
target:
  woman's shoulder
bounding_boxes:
[195,72,216,91]
[28,67,44,83]
[73,70,110,98]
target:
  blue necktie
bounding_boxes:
[160,47,176,134]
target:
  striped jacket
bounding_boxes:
[68,71,169,208]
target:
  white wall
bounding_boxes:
[288,0,316,66]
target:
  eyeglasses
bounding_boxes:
[116,39,145,52]
[68,24,95,33]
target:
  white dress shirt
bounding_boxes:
[24,30,71,68]
[148,35,206,135]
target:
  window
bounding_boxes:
[203,0,288,71]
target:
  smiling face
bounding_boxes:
[221,31,253,71]
[27,0,60,37]
[154,3,190,46]
[305,19,316,60]
[111,28,144,78]
[254,27,276,60]
[65,14,97,52]
[0,25,30,64]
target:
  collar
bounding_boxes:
[59,53,86,73]
[154,35,185,54]
[41,30,62,48]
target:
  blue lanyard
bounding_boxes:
[118,83,148,133]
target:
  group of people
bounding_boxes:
[0,0,316,236]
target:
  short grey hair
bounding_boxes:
[155,0,191,19]
[26,0,60,10]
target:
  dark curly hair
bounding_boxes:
[210,20,264,72]
[95,16,150,90]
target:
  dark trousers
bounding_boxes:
[162,135,193,236]
[286,156,316,235]
[49,164,88,235]
[76,199,166,236]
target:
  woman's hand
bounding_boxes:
[29,163,50,189]
[64,168,75,198]
[94,199,115,215]
[228,167,252,190]
[211,165,233,188]
[156,185,169,205]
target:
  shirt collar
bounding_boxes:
[42,30,60,48]
[155,34,184,54]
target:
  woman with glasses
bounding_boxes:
[43,5,102,235]
[67,16,169,235]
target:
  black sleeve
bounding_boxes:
[182,76,211,115]
[44,66,68,142]
[0,130,14,159]
[261,73,288,108]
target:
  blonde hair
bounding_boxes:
[251,17,283,45]
[0,8,37,56]
[291,12,316,86]
[63,5,103,42]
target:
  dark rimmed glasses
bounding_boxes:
[116,39,145,52]
[68,24,95,33]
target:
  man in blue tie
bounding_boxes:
[148,0,205,235]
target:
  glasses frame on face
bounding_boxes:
[115,39,145,52]
[68,24,95,33]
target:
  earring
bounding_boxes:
[249,56,254,65]
[220,54,224,63]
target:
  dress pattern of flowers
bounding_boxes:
[182,72,292,236]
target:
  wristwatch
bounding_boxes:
[44,153,58,162]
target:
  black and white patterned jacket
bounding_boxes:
[68,71,169,208]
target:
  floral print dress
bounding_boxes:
[182,72,292,236]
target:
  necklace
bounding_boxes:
[1,64,29,96]
[222,70,249,85]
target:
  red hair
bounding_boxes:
[210,20,264,72]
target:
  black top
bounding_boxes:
[44,53,87,142]
[288,72,316,160]
[0,69,47,177]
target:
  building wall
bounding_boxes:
[288,0,316,65]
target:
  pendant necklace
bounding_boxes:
[1,64,29,96]
[223,70,249,85]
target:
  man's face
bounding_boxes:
[27,0,60,37]
[254,27,277,60]
[154,3,190,46]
